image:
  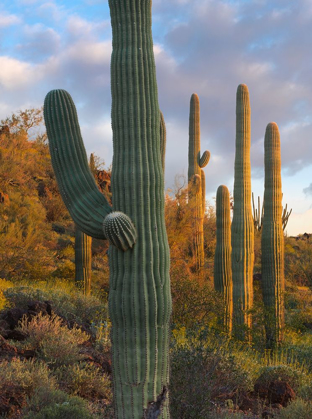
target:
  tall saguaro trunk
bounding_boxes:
[109,1,171,416]
[214,185,233,333]
[188,93,210,271]
[231,84,254,340]
[261,122,284,349]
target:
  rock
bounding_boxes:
[268,380,295,406]
[1,308,27,330]
[27,300,52,317]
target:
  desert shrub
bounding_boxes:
[90,319,111,353]
[255,365,300,392]
[17,312,89,367]
[170,337,254,418]
[276,398,312,418]
[0,358,54,393]
[3,284,108,326]
[0,358,54,416]
[170,269,223,329]
[23,387,93,419]
[56,363,112,401]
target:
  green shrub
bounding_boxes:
[23,387,93,419]
[0,358,55,416]
[17,312,89,367]
[276,399,312,418]
[0,358,54,393]
[3,284,108,326]
[56,363,112,401]
[170,340,253,418]
[255,365,300,391]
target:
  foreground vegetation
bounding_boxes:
[1,112,312,417]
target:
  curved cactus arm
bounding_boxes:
[44,89,112,240]
[160,111,166,173]
[199,150,210,168]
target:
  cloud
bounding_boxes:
[0,13,20,28]
[303,183,312,196]
[0,56,43,90]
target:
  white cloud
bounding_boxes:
[0,57,43,89]
[0,13,21,28]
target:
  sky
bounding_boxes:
[0,0,312,236]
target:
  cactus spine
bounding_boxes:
[261,122,284,348]
[214,185,232,333]
[231,84,254,340]
[74,225,92,295]
[188,93,210,271]
[44,0,171,417]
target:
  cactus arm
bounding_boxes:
[261,122,285,348]
[231,84,254,340]
[44,90,112,240]
[44,89,136,248]
[199,150,210,168]
[160,111,166,173]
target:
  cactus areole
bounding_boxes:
[44,1,172,417]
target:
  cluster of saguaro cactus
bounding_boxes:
[188,93,210,271]
[231,84,254,340]
[214,185,232,333]
[214,85,286,346]
[44,1,172,418]
[261,122,285,348]
[252,192,292,232]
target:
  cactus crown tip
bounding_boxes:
[267,121,279,129]
[237,83,249,97]
[191,93,199,101]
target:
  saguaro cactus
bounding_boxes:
[214,185,233,333]
[231,84,254,340]
[261,122,284,348]
[74,225,92,295]
[188,93,210,271]
[44,1,172,417]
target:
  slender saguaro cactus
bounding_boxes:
[75,225,92,295]
[214,185,233,333]
[261,122,284,349]
[44,1,171,417]
[188,93,210,271]
[74,154,95,295]
[231,84,254,340]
